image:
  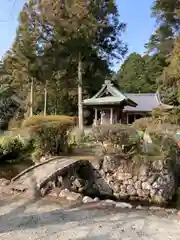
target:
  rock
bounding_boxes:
[134,181,142,190]
[0,178,10,186]
[40,186,50,197]
[124,173,132,181]
[150,189,157,198]
[124,179,133,185]
[139,175,147,182]
[49,188,61,198]
[59,188,70,198]
[59,188,82,201]
[95,178,113,196]
[152,181,160,189]
[100,199,116,207]
[147,175,157,185]
[139,165,148,176]
[136,205,144,210]
[137,189,144,197]
[126,185,136,196]
[133,176,138,181]
[152,160,163,171]
[91,160,101,170]
[102,155,120,173]
[149,206,164,211]
[93,197,100,202]
[66,192,82,201]
[62,177,71,189]
[72,178,84,189]
[166,208,176,214]
[115,202,132,209]
[142,182,151,190]
[119,190,128,198]
[116,173,125,181]
[83,196,94,203]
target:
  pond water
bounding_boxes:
[0,163,33,180]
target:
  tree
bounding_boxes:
[39,0,127,131]
[147,0,180,54]
[5,1,41,117]
[158,38,180,105]
[114,52,165,93]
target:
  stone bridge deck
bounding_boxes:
[10,157,89,193]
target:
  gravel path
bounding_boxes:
[0,198,180,240]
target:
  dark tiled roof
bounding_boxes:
[83,80,137,107]
[124,93,160,112]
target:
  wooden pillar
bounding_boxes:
[126,113,129,125]
[110,108,113,124]
[100,110,103,125]
[94,108,98,125]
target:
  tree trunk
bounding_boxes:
[29,78,34,117]
[44,80,47,116]
[78,52,84,132]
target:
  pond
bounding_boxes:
[0,163,33,180]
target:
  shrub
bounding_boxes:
[0,136,25,163]
[90,124,141,155]
[132,117,156,131]
[28,116,75,158]
[22,115,76,128]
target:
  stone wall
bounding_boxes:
[92,155,176,204]
[37,155,176,205]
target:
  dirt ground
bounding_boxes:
[0,193,180,240]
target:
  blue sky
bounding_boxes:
[0,0,156,71]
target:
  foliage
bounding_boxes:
[147,0,180,54]
[90,124,141,155]
[0,135,33,164]
[114,52,166,93]
[22,115,76,128]
[30,121,74,159]
[1,0,126,119]
[158,38,180,105]
[23,115,76,161]
[132,117,156,131]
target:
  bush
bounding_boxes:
[22,115,76,128]
[132,117,156,131]
[0,136,25,163]
[27,116,76,160]
[90,124,141,155]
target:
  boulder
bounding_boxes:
[83,196,94,203]
[59,188,82,201]
[95,178,113,196]
[115,202,132,209]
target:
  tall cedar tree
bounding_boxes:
[147,0,180,54]
[38,0,127,131]
[4,1,41,116]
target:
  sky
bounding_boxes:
[0,0,156,71]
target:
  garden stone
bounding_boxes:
[134,181,142,190]
[83,196,94,203]
[101,199,116,207]
[95,178,113,196]
[137,189,144,197]
[49,188,61,198]
[142,182,151,190]
[115,202,132,209]
[148,175,156,185]
[72,178,84,189]
[102,155,120,173]
[93,197,100,202]
[127,185,136,196]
